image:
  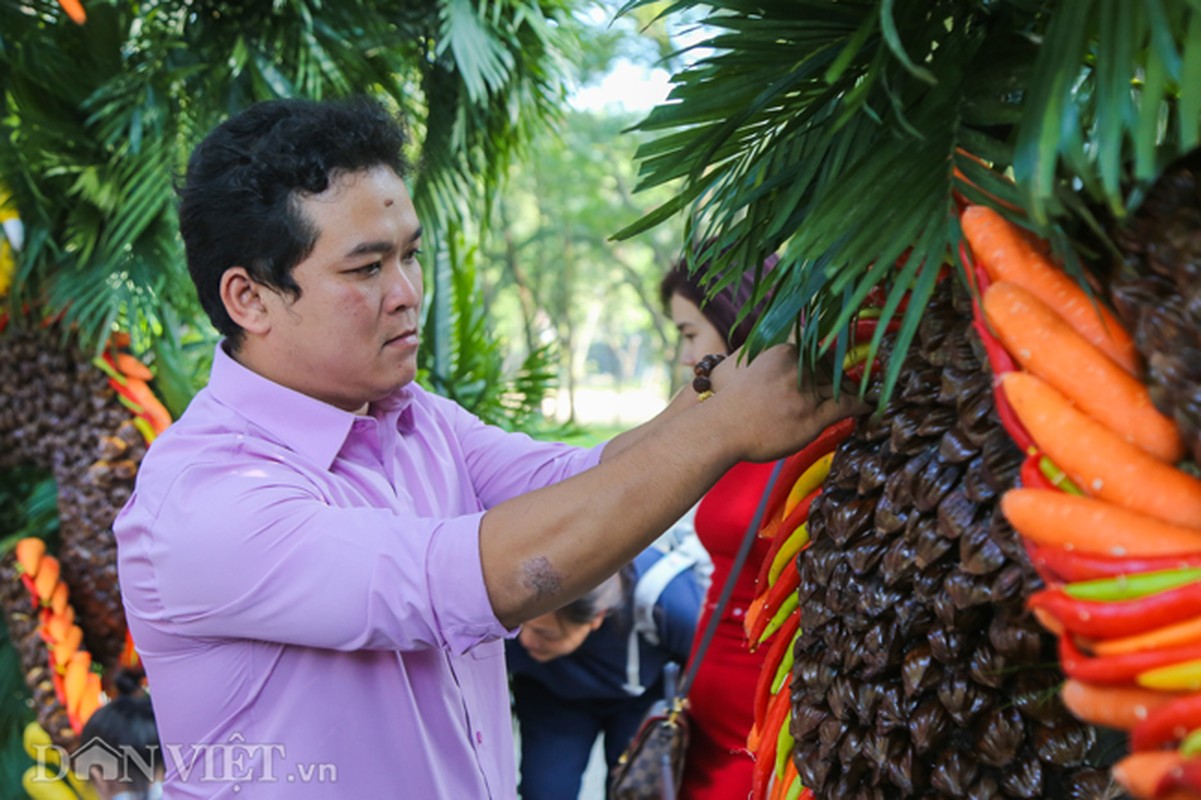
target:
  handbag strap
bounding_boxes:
[676,458,785,698]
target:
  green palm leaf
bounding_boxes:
[616,0,1201,407]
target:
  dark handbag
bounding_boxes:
[608,662,689,800]
[608,461,785,800]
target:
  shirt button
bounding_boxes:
[476,731,484,745]
[732,607,744,617]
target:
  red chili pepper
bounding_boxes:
[1031,581,1201,640]
[1156,756,1201,796]
[1060,634,1201,685]
[991,381,1036,453]
[753,609,800,730]
[1023,540,1062,587]
[761,419,855,525]
[1026,541,1201,585]
[1132,692,1201,751]
[959,244,1035,451]
[963,243,1016,379]
[756,490,819,588]
[1020,452,1056,491]
[851,317,902,343]
[747,565,801,644]
[19,573,38,608]
[752,686,792,800]
[972,315,1019,375]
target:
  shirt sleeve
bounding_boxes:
[116,455,504,656]
[655,569,705,663]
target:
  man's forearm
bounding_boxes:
[480,343,866,629]
[481,397,737,629]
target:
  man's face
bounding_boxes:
[251,166,424,412]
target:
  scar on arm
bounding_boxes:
[520,556,562,601]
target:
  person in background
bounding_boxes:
[507,545,702,800]
[73,670,163,800]
[660,248,781,799]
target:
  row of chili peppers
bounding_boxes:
[739,310,892,800]
[740,417,850,800]
[961,204,1201,800]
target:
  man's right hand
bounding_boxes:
[702,343,868,463]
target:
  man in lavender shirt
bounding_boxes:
[113,97,860,798]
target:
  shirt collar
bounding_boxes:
[206,343,415,468]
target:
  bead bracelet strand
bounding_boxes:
[692,353,726,402]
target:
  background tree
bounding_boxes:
[484,109,685,423]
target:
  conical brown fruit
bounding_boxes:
[1111,146,1201,465]
[0,321,143,699]
[790,279,1123,798]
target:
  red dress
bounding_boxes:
[679,460,776,800]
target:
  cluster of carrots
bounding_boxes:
[962,204,1201,799]
[741,412,858,800]
[13,538,104,734]
[93,333,172,444]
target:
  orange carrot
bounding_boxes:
[77,672,102,726]
[63,651,91,715]
[115,352,154,382]
[57,0,87,25]
[961,205,1139,374]
[1002,489,1201,558]
[1112,751,1185,799]
[49,582,68,616]
[123,377,172,433]
[15,537,44,576]
[1095,615,1201,656]
[44,612,72,643]
[985,282,1183,463]
[33,555,60,603]
[53,624,82,668]
[1060,679,1185,730]
[1002,373,1201,529]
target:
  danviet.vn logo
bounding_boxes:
[31,733,338,790]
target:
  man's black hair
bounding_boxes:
[179,96,411,346]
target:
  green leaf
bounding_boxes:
[879,0,935,85]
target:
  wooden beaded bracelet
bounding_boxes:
[692,353,726,402]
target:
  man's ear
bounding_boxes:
[220,267,272,335]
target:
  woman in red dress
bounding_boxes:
[660,250,778,799]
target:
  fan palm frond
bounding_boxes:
[616,0,1201,406]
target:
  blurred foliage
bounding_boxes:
[0,0,595,430]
